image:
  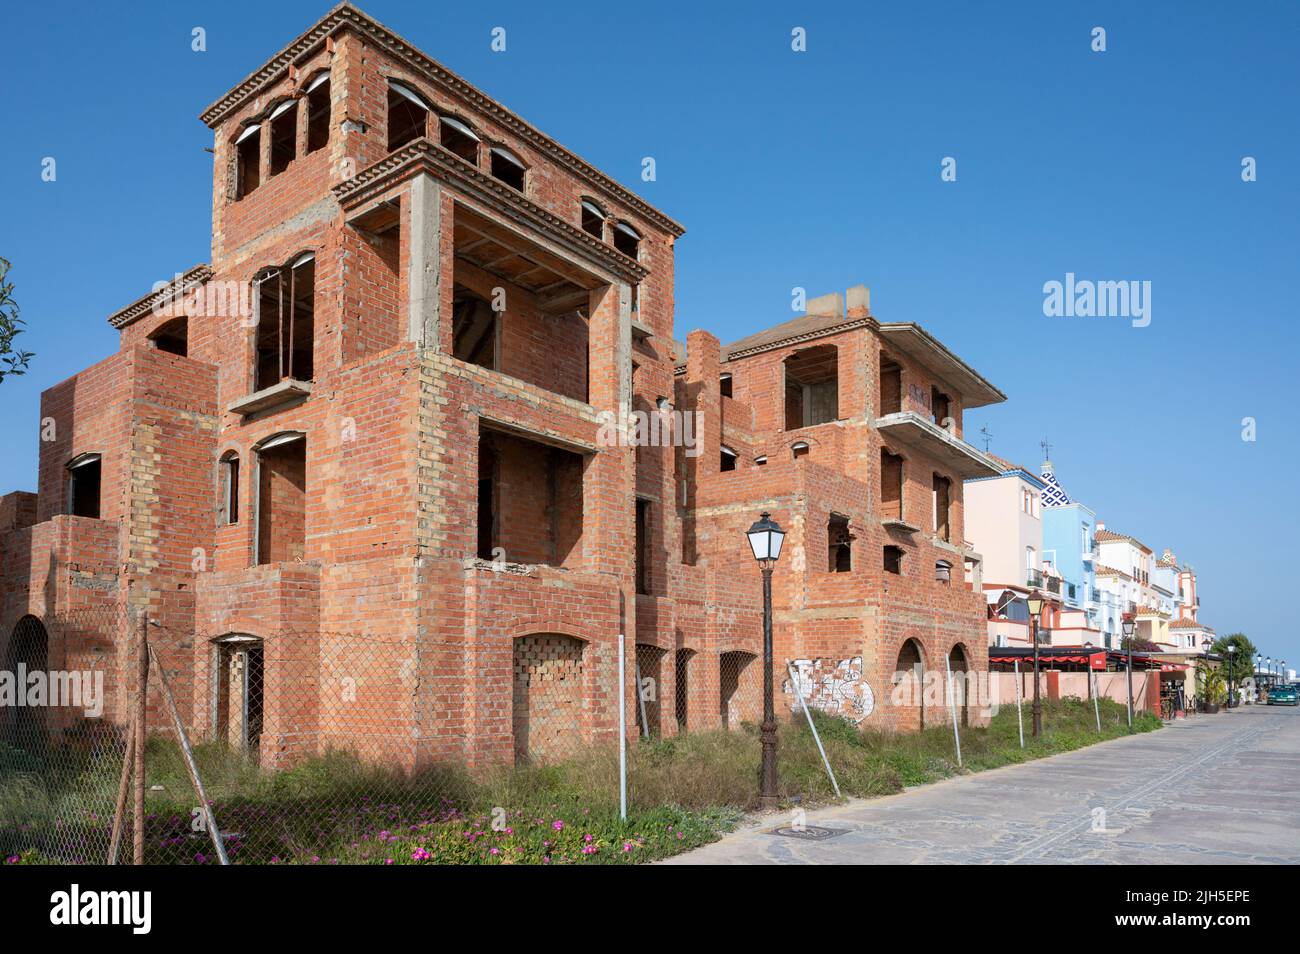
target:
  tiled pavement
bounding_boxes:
[663,705,1300,864]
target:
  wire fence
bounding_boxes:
[0,608,135,864]
[1,607,1151,864]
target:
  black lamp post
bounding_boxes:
[1122,616,1136,726]
[1227,645,1237,708]
[746,511,785,810]
[1027,596,1044,737]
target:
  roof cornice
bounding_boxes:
[199,4,685,239]
[726,316,878,362]
[108,265,214,330]
[334,138,649,285]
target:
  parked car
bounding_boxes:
[1267,684,1299,706]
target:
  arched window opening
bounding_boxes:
[720,650,759,729]
[580,199,605,237]
[894,638,926,729]
[935,560,952,585]
[254,252,315,390]
[3,616,49,751]
[489,146,525,191]
[439,115,480,164]
[948,644,970,726]
[268,99,297,176]
[254,432,305,565]
[220,452,240,525]
[149,316,188,357]
[235,123,261,198]
[305,72,331,153]
[387,81,429,152]
[613,221,641,258]
[512,634,585,763]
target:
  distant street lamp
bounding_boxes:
[746,511,785,810]
[1027,596,1044,737]
[1227,644,1237,708]
[1122,616,1136,726]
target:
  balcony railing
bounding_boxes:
[1027,569,1044,588]
[1045,576,1061,595]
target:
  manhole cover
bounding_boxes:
[769,826,847,841]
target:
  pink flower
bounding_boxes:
[552,820,564,831]
[622,842,633,852]
[584,833,594,843]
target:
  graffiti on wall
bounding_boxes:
[783,656,874,723]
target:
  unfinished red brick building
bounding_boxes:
[0,4,1006,768]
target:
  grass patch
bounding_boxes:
[3,697,1157,865]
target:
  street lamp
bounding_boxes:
[1122,616,1136,726]
[1227,644,1237,708]
[1027,596,1044,737]
[746,511,785,810]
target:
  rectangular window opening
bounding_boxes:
[255,437,306,565]
[635,497,651,595]
[828,513,852,573]
[67,454,102,519]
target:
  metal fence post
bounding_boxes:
[133,609,148,865]
[945,655,962,767]
[786,662,840,798]
[1014,660,1024,749]
[149,644,229,865]
[618,634,627,821]
[1091,667,1102,733]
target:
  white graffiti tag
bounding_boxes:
[783,656,874,723]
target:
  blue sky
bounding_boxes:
[2,1,1296,664]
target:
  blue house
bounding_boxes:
[1038,460,1104,643]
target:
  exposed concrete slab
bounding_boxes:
[663,706,1300,865]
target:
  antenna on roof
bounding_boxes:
[1040,437,1052,462]
[979,425,993,452]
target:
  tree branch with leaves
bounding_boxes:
[0,257,34,382]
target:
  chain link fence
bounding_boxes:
[6,608,1045,864]
[0,607,135,864]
